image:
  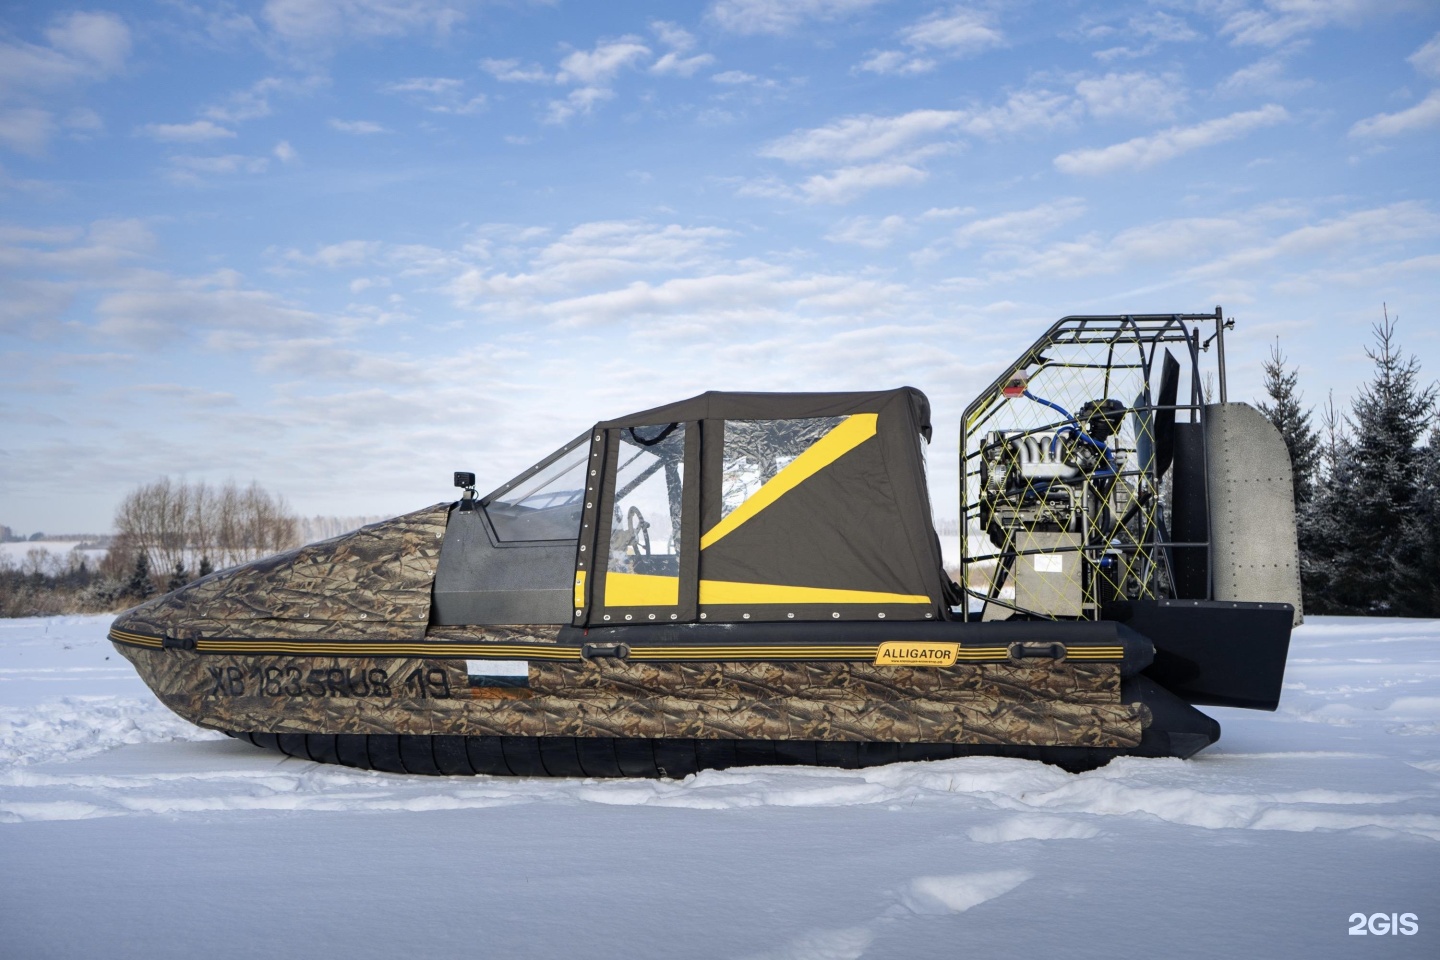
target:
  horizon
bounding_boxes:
[3,1,1438,534]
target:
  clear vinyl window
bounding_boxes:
[720,417,844,517]
[607,423,685,580]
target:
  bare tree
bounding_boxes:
[114,478,300,584]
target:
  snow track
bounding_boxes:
[1,614,1437,958]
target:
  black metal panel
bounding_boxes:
[1154,350,1180,477]
[432,507,576,625]
[1117,598,1293,711]
[1169,422,1209,599]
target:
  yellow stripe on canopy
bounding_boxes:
[698,579,929,606]
[700,413,878,550]
[604,571,680,607]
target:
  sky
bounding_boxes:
[2,0,1439,536]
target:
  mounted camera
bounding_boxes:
[454,471,477,511]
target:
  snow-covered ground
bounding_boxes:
[1,614,1435,959]
[0,541,108,568]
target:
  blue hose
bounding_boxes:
[1022,390,1114,466]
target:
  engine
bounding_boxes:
[977,396,1141,618]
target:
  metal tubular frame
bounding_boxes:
[958,311,1230,622]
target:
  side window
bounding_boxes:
[484,441,589,541]
[608,423,685,580]
[720,417,845,517]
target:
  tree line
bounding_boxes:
[1258,310,1439,617]
[0,480,300,617]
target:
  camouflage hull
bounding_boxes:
[109,504,1222,776]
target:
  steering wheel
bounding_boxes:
[625,506,651,556]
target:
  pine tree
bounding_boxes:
[1394,425,1440,616]
[1256,340,1321,504]
[198,556,214,578]
[166,560,188,592]
[1322,312,1436,615]
[125,552,156,601]
[1298,392,1349,613]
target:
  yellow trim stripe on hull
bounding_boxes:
[110,628,1123,663]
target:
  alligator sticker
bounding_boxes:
[874,641,959,667]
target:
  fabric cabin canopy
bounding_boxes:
[571,388,950,626]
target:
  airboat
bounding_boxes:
[111,309,1299,776]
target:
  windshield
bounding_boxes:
[483,434,589,541]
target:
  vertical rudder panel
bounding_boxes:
[1203,402,1303,624]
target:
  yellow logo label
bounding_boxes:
[573,571,587,607]
[874,641,959,667]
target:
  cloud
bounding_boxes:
[273,140,297,162]
[285,240,384,267]
[958,89,1078,137]
[824,214,908,248]
[1215,55,1313,98]
[761,109,964,165]
[556,38,651,85]
[712,70,760,85]
[751,94,1082,203]
[94,269,323,345]
[652,51,717,77]
[260,0,469,45]
[380,76,485,114]
[1186,201,1440,279]
[44,10,132,73]
[1090,10,1202,60]
[543,87,614,125]
[860,6,1003,75]
[1054,105,1289,175]
[857,51,936,76]
[0,10,130,99]
[447,220,734,304]
[1412,33,1440,77]
[167,154,271,182]
[500,37,654,124]
[0,12,130,153]
[385,76,462,95]
[539,269,836,326]
[140,120,237,142]
[0,109,58,156]
[1349,90,1440,138]
[1218,0,1403,47]
[1129,11,1201,43]
[203,75,326,124]
[64,108,103,136]
[707,0,884,36]
[900,7,1004,53]
[328,118,389,134]
[796,162,929,204]
[952,199,1087,246]
[649,21,716,77]
[480,58,551,83]
[952,200,1440,295]
[1075,72,1186,120]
